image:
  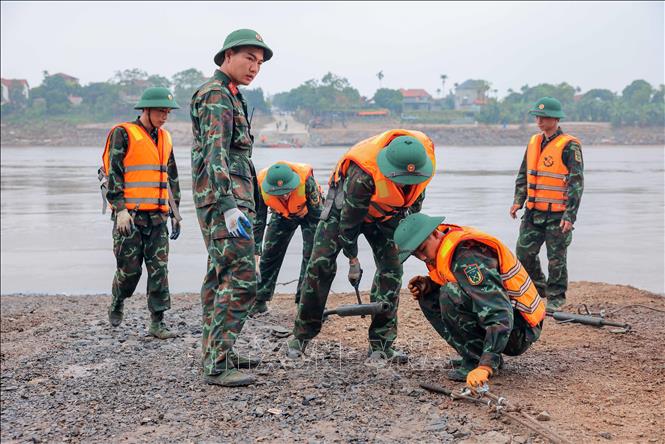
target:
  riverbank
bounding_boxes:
[1,282,664,443]
[1,120,663,147]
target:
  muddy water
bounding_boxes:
[1,144,663,295]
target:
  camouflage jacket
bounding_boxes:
[340,163,425,259]
[106,118,180,226]
[513,127,584,224]
[190,70,257,216]
[254,175,324,255]
[446,240,541,372]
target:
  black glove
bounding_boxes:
[170,218,181,240]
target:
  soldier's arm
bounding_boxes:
[562,141,584,224]
[106,127,129,213]
[167,149,181,208]
[513,149,528,207]
[408,191,426,215]
[195,90,237,213]
[305,175,324,219]
[452,241,514,374]
[339,164,373,259]
[253,193,268,256]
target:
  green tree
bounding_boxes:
[372,88,402,114]
[30,71,77,114]
[147,74,172,89]
[171,68,206,117]
[241,87,269,114]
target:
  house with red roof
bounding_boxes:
[400,88,433,112]
[1,78,29,105]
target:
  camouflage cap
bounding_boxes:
[394,213,445,263]
[214,28,273,65]
[134,87,179,110]
[529,96,565,119]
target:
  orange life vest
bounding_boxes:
[331,129,436,223]
[258,161,316,219]
[526,133,579,212]
[101,122,172,213]
[427,224,546,327]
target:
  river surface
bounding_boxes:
[1,144,663,295]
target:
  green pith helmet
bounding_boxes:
[214,28,273,65]
[377,136,434,185]
[528,96,565,119]
[262,163,299,196]
[394,213,446,263]
[134,87,180,110]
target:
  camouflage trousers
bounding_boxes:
[196,205,257,376]
[257,212,318,304]
[110,221,171,316]
[293,208,403,352]
[418,283,541,370]
[516,211,573,300]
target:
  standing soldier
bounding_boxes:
[190,29,272,387]
[510,97,584,310]
[287,130,436,362]
[249,161,324,315]
[100,87,182,339]
[394,213,545,387]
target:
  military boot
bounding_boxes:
[108,305,124,327]
[368,347,409,364]
[446,358,477,381]
[204,368,256,387]
[227,349,262,369]
[547,296,566,311]
[248,301,269,317]
[286,338,309,359]
[148,316,178,339]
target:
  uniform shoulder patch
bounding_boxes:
[462,264,484,286]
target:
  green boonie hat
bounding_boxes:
[394,213,446,264]
[377,136,434,185]
[262,163,300,196]
[214,28,273,65]
[134,87,180,110]
[528,96,565,119]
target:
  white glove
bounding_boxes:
[115,209,135,236]
[255,255,262,281]
[224,208,251,240]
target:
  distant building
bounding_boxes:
[1,78,30,105]
[400,88,433,112]
[52,73,80,87]
[454,79,489,111]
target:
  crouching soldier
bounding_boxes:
[249,161,324,315]
[100,87,182,339]
[394,213,545,389]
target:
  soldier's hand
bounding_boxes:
[466,365,492,389]
[560,219,573,233]
[348,258,363,287]
[255,255,262,281]
[509,204,521,219]
[170,218,181,240]
[224,208,252,240]
[408,275,432,300]
[116,209,134,236]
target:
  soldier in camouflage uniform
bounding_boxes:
[190,29,273,387]
[395,213,544,388]
[103,87,181,339]
[510,97,584,311]
[287,131,436,362]
[249,162,324,315]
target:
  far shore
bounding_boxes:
[1,119,663,148]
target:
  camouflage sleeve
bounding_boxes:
[562,141,584,224]
[167,149,180,208]
[106,127,129,213]
[513,148,528,206]
[408,191,425,215]
[305,175,324,218]
[253,193,268,256]
[452,241,514,373]
[196,89,237,213]
[339,164,373,259]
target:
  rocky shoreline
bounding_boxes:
[1,282,664,443]
[1,120,663,148]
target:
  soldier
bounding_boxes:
[394,213,545,388]
[101,87,182,339]
[287,130,437,362]
[510,97,584,310]
[249,161,324,315]
[190,29,272,387]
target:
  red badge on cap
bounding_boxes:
[277,180,284,186]
[407,164,416,172]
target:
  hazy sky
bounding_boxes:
[1,1,663,98]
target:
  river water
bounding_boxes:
[1,144,663,295]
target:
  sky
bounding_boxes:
[1,1,663,98]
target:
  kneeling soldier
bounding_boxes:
[394,213,545,389]
[250,161,324,315]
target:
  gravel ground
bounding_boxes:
[1,281,664,443]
